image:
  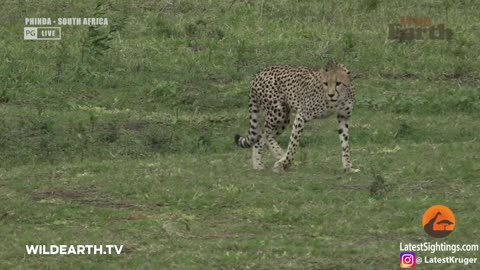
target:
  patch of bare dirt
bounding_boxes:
[120,121,148,131]
[441,72,480,82]
[380,72,418,80]
[32,187,136,209]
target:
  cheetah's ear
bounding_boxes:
[324,60,337,72]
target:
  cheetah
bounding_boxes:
[234,61,359,173]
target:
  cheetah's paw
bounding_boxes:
[253,163,265,171]
[344,167,360,173]
[273,159,286,173]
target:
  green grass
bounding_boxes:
[1,0,480,269]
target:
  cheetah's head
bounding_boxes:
[321,60,352,102]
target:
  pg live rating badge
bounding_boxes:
[24,27,61,40]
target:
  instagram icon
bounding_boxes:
[400,252,416,268]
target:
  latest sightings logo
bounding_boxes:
[400,252,416,268]
[399,205,478,267]
[422,205,455,238]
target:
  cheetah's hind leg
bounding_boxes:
[266,106,290,160]
[252,141,265,170]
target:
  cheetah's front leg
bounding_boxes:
[273,114,305,172]
[337,114,359,173]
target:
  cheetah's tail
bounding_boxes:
[235,94,260,148]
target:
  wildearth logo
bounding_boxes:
[388,16,453,41]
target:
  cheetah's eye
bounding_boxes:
[323,82,328,86]
[336,81,341,86]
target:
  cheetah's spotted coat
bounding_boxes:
[235,61,359,172]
